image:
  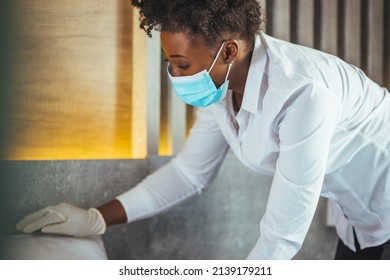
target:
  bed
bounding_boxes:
[0,234,108,260]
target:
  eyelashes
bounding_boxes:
[164,59,190,70]
[178,65,190,70]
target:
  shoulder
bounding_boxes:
[261,33,343,83]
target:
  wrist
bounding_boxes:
[96,199,127,226]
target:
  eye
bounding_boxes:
[168,62,190,71]
[163,58,189,69]
[178,65,190,70]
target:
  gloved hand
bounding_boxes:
[16,202,106,237]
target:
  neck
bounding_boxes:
[228,49,253,96]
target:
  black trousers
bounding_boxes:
[334,232,390,260]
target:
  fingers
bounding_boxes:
[15,202,98,237]
[16,209,66,233]
[41,222,74,236]
[16,208,49,231]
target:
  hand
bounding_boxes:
[16,202,106,237]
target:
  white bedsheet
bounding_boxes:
[0,234,108,260]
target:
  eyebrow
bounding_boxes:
[169,54,188,59]
[161,48,189,60]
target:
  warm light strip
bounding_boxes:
[130,7,148,159]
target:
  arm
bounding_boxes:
[116,107,229,223]
[16,107,228,235]
[247,86,340,259]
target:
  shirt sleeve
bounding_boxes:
[116,107,229,223]
[247,85,340,259]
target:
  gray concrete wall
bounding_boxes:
[0,152,337,260]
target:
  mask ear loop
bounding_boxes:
[224,61,233,81]
[208,41,226,73]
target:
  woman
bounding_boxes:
[16,0,390,260]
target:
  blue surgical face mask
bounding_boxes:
[167,41,233,107]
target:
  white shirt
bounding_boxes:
[117,33,390,259]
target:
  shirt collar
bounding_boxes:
[241,33,268,114]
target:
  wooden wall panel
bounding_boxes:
[338,0,362,67]
[129,4,148,158]
[159,60,188,155]
[4,0,147,160]
[172,91,187,154]
[316,0,338,55]
[5,0,388,160]
[361,0,384,85]
[159,58,173,156]
[291,0,315,47]
[266,0,388,89]
[267,0,291,41]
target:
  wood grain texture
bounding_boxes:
[4,0,147,160]
[339,0,362,67]
[291,0,315,47]
[316,0,338,55]
[4,0,388,160]
[361,0,384,85]
[266,0,387,89]
[267,0,291,41]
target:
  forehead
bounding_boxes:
[160,31,211,57]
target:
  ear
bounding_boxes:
[223,39,240,64]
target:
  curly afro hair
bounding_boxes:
[131,0,264,50]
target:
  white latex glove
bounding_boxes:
[16,202,106,237]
